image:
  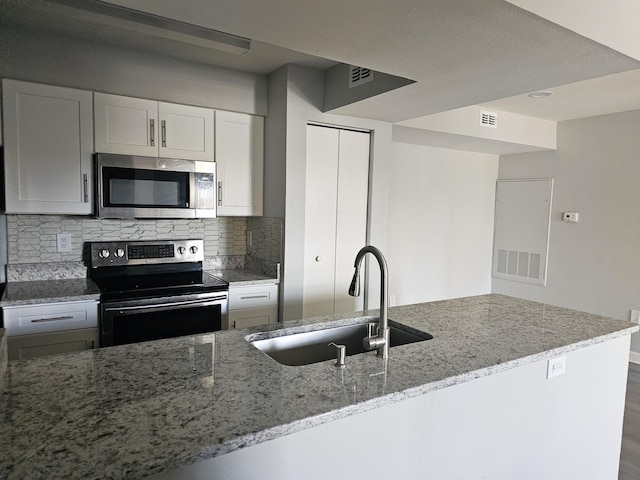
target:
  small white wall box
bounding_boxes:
[562,212,579,222]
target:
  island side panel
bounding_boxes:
[150,335,630,480]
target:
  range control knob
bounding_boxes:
[177,246,186,255]
[98,248,110,259]
[114,248,125,258]
[190,245,198,255]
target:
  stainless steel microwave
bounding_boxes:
[95,153,216,219]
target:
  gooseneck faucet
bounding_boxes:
[348,246,390,358]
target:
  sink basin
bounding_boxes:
[247,320,433,366]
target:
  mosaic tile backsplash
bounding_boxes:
[6,215,282,281]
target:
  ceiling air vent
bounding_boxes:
[349,66,374,88]
[480,110,498,128]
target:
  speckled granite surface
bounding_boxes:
[0,278,101,306]
[211,268,279,285]
[6,262,88,282]
[0,294,637,480]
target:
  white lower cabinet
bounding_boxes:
[3,300,99,360]
[227,284,278,330]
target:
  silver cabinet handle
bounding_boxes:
[150,119,155,147]
[83,174,88,203]
[240,295,269,300]
[31,315,74,323]
[161,119,167,147]
[218,181,223,206]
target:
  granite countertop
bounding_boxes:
[0,278,101,306]
[0,270,277,307]
[0,294,637,479]
[209,268,279,286]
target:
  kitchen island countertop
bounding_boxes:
[0,294,637,479]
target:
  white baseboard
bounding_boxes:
[630,351,640,365]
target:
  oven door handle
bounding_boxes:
[104,296,227,313]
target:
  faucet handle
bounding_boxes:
[328,342,347,368]
[363,335,386,352]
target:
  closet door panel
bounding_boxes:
[303,125,339,318]
[333,130,370,315]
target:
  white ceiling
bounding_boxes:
[3,0,640,123]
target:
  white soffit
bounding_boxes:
[479,69,640,121]
[396,105,557,150]
[506,0,640,62]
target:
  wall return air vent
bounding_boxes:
[480,110,498,128]
[349,66,374,88]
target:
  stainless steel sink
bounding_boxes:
[247,320,433,366]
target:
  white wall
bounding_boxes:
[386,143,499,305]
[493,109,640,355]
[0,26,267,115]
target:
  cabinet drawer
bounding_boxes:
[3,301,98,336]
[229,284,278,310]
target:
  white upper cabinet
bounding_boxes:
[94,93,158,156]
[215,111,264,216]
[94,93,214,161]
[2,79,94,215]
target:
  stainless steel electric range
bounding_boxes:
[88,239,228,347]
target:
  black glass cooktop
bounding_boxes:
[93,271,228,301]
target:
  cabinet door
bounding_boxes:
[7,328,98,361]
[2,79,93,214]
[229,306,278,330]
[158,102,214,161]
[215,111,264,216]
[94,93,158,156]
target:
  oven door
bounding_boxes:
[100,291,228,346]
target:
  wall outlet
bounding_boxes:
[562,211,579,222]
[631,310,640,324]
[389,295,397,307]
[57,233,72,253]
[246,230,253,247]
[547,356,566,379]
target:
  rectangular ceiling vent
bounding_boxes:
[349,66,374,88]
[480,110,498,128]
